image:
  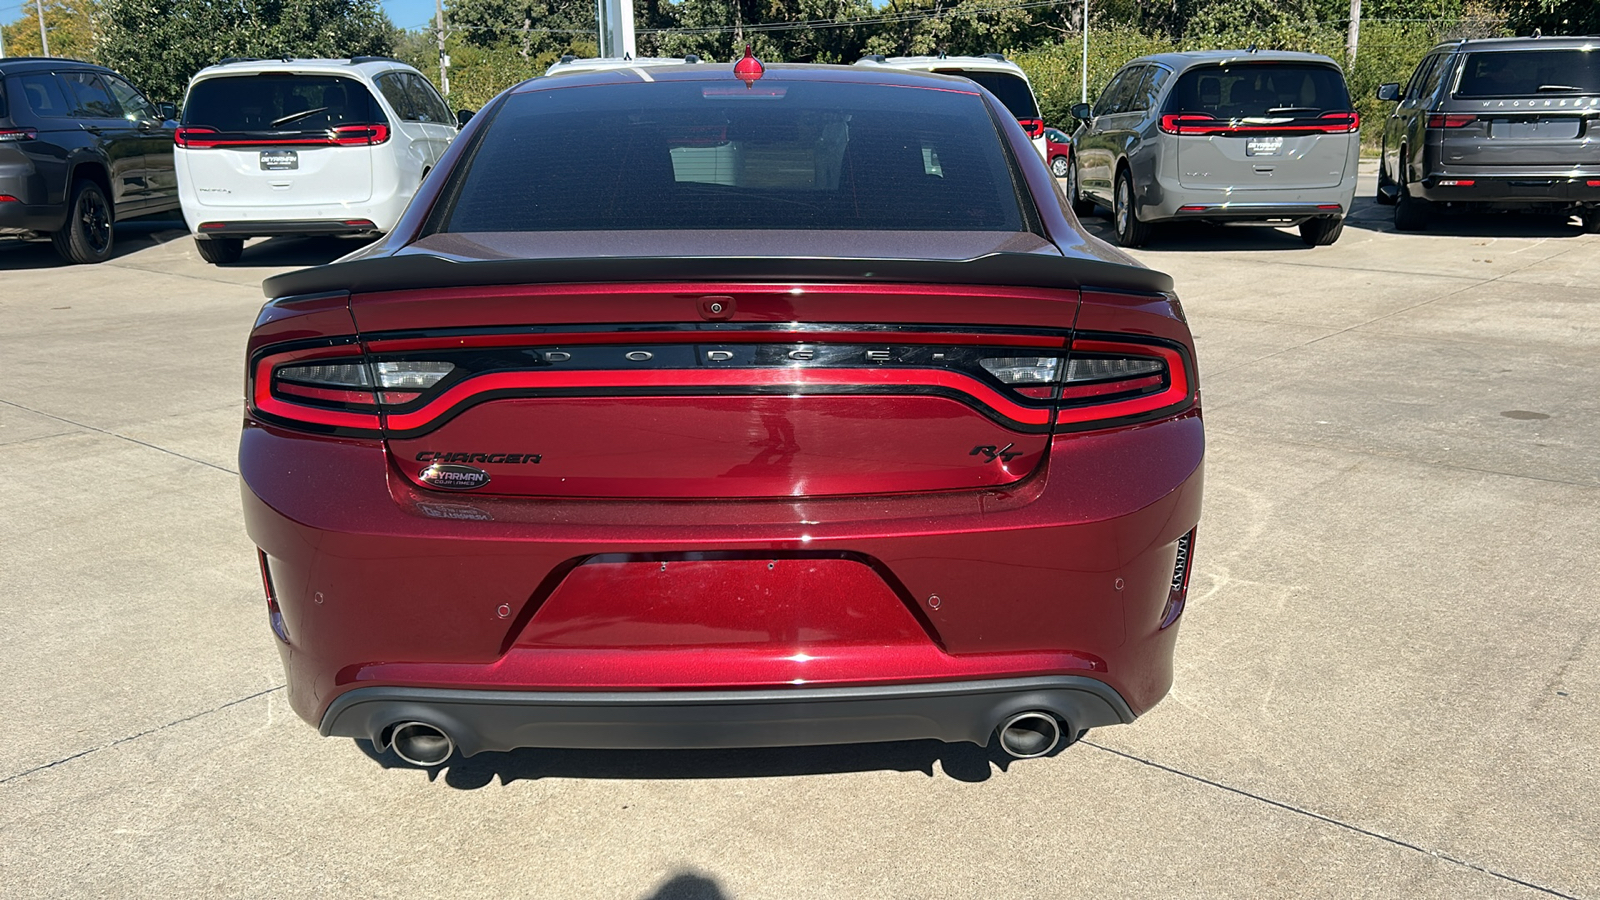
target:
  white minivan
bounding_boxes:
[176,58,457,264]
[854,54,1048,160]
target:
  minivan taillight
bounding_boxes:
[1160,111,1359,135]
[0,127,38,142]
[177,123,391,148]
[1017,117,1045,138]
[1427,114,1477,129]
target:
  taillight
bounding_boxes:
[979,338,1194,430]
[250,346,455,432]
[1017,117,1045,139]
[176,123,390,148]
[0,127,38,142]
[1160,529,1196,629]
[1160,111,1359,135]
[175,126,220,148]
[330,123,390,145]
[1427,114,1476,129]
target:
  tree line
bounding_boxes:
[3,0,1594,117]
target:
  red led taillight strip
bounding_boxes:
[1159,111,1359,135]
[364,330,1064,354]
[251,348,381,430]
[384,367,1052,433]
[176,124,391,148]
[1054,340,1192,427]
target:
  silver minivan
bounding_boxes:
[1066,50,1361,247]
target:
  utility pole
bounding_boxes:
[1080,0,1089,103]
[1347,0,1361,64]
[1,16,7,59]
[597,0,637,59]
[435,0,449,97]
[36,0,50,57]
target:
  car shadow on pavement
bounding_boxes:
[355,736,1049,788]
[643,872,731,900]
[225,234,380,268]
[1345,205,1592,239]
[0,217,190,269]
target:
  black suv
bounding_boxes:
[1376,36,1600,232]
[0,58,178,263]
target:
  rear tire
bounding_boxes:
[1300,216,1344,246]
[1581,208,1600,234]
[1064,157,1095,217]
[1394,183,1430,232]
[51,179,114,264]
[195,237,244,264]
[1113,170,1152,247]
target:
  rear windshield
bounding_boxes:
[1456,50,1600,98]
[928,69,1040,119]
[1166,63,1352,117]
[182,74,386,132]
[438,80,1028,233]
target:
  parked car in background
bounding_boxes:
[855,53,1049,158]
[1044,126,1073,178]
[0,57,177,263]
[176,57,457,264]
[545,54,709,75]
[1067,50,1361,247]
[1376,36,1600,232]
[243,60,1202,767]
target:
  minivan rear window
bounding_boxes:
[930,69,1040,119]
[439,81,1027,233]
[183,74,386,132]
[1166,63,1352,118]
[1456,50,1600,98]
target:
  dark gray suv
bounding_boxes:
[0,58,178,263]
[1377,36,1600,232]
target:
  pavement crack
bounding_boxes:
[0,686,284,786]
[1084,741,1584,899]
[0,399,238,475]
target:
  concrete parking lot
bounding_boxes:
[3,173,1597,899]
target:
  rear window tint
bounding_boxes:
[1166,63,1351,117]
[931,69,1040,119]
[183,74,386,132]
[1456,50,1600,98]
[440,81,1027,233]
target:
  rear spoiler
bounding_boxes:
[262,251,1174,300]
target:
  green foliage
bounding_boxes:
[1,0,100,62]
[1496,0,1600,35]
[95,0,395,102]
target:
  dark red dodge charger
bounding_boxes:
[243,58,1203,767]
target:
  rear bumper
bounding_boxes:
[1414,174,1600,206]
[1163,201,1347,223]
[195,219,381,239]
[322,676,1135,755]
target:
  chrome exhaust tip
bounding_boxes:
[996,711,1063,759]
[388,721,455,767]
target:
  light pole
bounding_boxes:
[36,0,50,57]
[597,0,637,59]
[1080,0,1089,103]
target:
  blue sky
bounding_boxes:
[384,0,440,32]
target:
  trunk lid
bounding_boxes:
[356,285,1072,501]
[1445,49,1600,168]
[342,245,1083,501]
[178,72,385,208]
[1167,61,1355,192]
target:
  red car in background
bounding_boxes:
[242,59,1203,768]
[1045,126,1074,179]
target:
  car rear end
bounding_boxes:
[176,65,398,240]
[1152,54,1360,224]
[857,56,1049,159]
[1414,42,1600,212]
[0,66,67,237]
[241,66,1202,761]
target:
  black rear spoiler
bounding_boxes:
[262,251,1174,300]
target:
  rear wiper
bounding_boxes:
[1536,84,1581,93]
[269,106,331,128]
